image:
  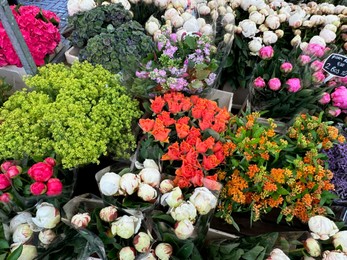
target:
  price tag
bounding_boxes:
[323,53,347,78]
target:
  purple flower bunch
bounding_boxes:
[133,31,219,97]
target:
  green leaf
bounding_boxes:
[184,36,197,50]
[6,245,22,260]
[196,69,211,80]
[242,246,265,260]
[0,240,9,250]
[118,167,131,176]
[277,187,289,195]
[220,243,240,255]
[0,253,6,260]
[176,242,194,259]
[229,248,244,260]
[152,214,175,225]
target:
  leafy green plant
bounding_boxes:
[0,62,142,169]
[0,77,12,107]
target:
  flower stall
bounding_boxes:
[1,0,347,259]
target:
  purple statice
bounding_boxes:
[149,68,167,84]
[163,41,178,58]
[168,77,188,91]
[324,143,347,200]
[205,73,217,86]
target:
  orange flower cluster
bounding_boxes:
[139,92,230,188]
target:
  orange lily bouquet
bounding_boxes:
[138,92,230,189]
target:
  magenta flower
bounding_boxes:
[299,55,311,65]
[327,106,342,117]
[310,60,324,71]
[331,86,347,109]
[286,78,301,92]
[319,92,331,105]
[312,71,326,83]
[253,76,266,88]
[304,43,325,58]
[268,78,281,91]
[259,46,274,60]
[280,62,293,73]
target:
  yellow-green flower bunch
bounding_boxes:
[0,62,142,169]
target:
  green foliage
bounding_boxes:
[0,62,142,169]
[68,3,132,48]
[0,78,12,107]
[79,21,154,74]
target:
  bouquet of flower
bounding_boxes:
[138,92,230,188]
[250,44,333,120]
[0,5,60,67]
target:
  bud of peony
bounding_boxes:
[174,220,194,240]
[221,13,235,26]
[99,172,121,196]
[308,215,339,240]
[10,244,37,260]
[331,86,347,109]
[248,37,263,55]
[44,157,56,167]
[277,13,287,23]
[119,247,136,260]
[280,62,293,73]
[0,192,12,203]
[189,187,217,215]
[39,229,56,245]
[258,24,268,32]
[145,21,160,36]
[286,78,301,93]
[139,168,161,188]
[319,93,331,105]
[6,166,22,179]
[0,174,11,190]
[1,161,14,173]
[154,0,170,9]
[266,248,290,260]
[47,178,63,196]
[302,20,314,28]
[327,106,342,117]
[322,250,347,259]
[120,173,141,195]
[319,29,336,43]
[32,202,61,229]
[30,182,47,196]
[159,179,175,194]
[333,231,347,253]
[133,232,151,253]
[310,60,324,71]
[291,35,301,47]
[171,15,184,28]
[13,224,33,243]
[172,0,187,9]
[275,29,284,38]
[111,215,140,239]
[170,201,197,222]
[262,31,278,45]
[161,187,183,207]
[71,213,91,228]
[249,11,265,24]
[100,206,118,222]
[324,24,337,33]
[312,71,326,83]
[304,237,321,257]
[265,15,280,30]
[218,6,226,16]
[253,76,266,88]
[28,162,53,182]
[239,19,258,38]
[259,46,274,59]
[299,55,311,65]
[10,212,32,233]
[198,5,211,15]
[155,243,173,260]
[138,183,158,202]
[164,8,178,20]
[268,78,281,91]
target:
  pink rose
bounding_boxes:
[46,178,63,196]
[0,174,11,190]
[327,106,341,117]
[253,77,266,88]
[259,46,274,59]
[299,55,311,65]
[1,161,14,173]
[319,93,331,105]
[312,71,326,83]
[280,62,293,73]
[268,78,281,91]
[44,157,56,167]
[30,182,47,196]
[6,166,22,179]
[331,86,347,109]
[310,60,323,71]
[286,78,301,92]
[304,43,325,58]
[0,193,12,203]
[28,162,53,182]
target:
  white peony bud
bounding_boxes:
[231,0,241,9]
[291,35,301,47]
[176,29,187,41]
[334,5,347,15]
[120,173,141,195]
[275,29,284,38]
[159,179,174,194]
[304,238,321,257]
[288,12,304,28]
[161,187,183,208]
[324,15,340,27]
[133,232,151,253]
[259,8,269,16]
[139,168,161,188]
[155,243,173,260]
[170,201,197,222]
[267,248,290,260]
[10,212,33,233]
[154,0,170,9]
[145,17,161,35]
[67,0,96,16]
[248,5,257,13]
[119,247,136,260]
[308,216,339,241]
[111,0,131,9]
[320,29,336,43]
[32,202,60,229]
[200,24,214,36]
[208,0,217,10]
[99,172,121,196]
[171,15,184,28]
[239,19,259,38]
[248,37,263,54]
[11,244,37,260]
[221,13,235,26]
[225,24,234,33]
[198,5,211,15]
[303,20,314,28]
[277,13,287,23]
[322,250,347,259]
[100,206,118,222]
[218,6,227,16]
[12,224,33,244]
[71,213,91,228]
[138,250,157,260]
[174,220,194,240]
[138,183,158,202]
[181,12,193,22]
[310,15,325,25]
[265,15,280,30]
[262,30,278,45]
[333,231,347,253]
[211,9,219,21]
[38,229,56,245]
[224,33,234,44]
[324,24,337,33]
[172,0,187,9]
[197,18,206,29]
[164,8,179,20]
[258,24,268,32]
[189,187,217,215]
[309,35,326,47]
[300,42,308,51]
[249,11,265,24]
[111,215,141,239]
[183,18,200,32]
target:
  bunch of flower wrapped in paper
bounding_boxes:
[216,112,346,231]
[250,43,336,121]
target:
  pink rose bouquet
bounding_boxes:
[250,43,332,120]
[0,5,60,67]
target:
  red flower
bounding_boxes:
[44,157,56,167]
[192,106,203,119]
[202,109,215,122]
[185,127,201,145]
[179,141,192,154]
[30,182,47,195]
[0,193,12,203]
[46,178,63,196]
[213,141,223,152]
[150,96,166,114]
[196,136,215,154]
[184,148,199,165]
[190,169,204,187]
[167,100,182,114]
[181,98,193,111]
[190,95,200,104]
[157,111,175,127]
[152,127,171,143]
[28,162,53,182]
[0,174,11,190]
[177,116,190,125]
[162,142,181,160]
[199,119,212,131]
[139,118,155,132]
[202,155,220,170]
[176,123,190,139]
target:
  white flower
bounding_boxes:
[138,183,158,202]
[224,33,234,44]
[120,173,140,195]
[161,187,183,207]
[290,35,301,47]
[320,3,335,14]
[155,243,173,260]
[265,15,280,30]
[174,220,194,240]
[99,172,121,196]
[334,5,347,15]
[198,5,211,15]
[266,248,290,260]
[262,30,278,45]
[240,0,265,11]
[138,251,157,260]
[67,0,96,16]
[164,8,179,21]
[145,16,161,35]
[258,24,268,32]
[248,37,263,55]
[111,215,141,239]
[32,202,60,229]
[231,0,241,9]
[221,13,235,26]
[300,42,308,51]
[111,0,131,9]
[171,15,184,28]
[304,238,321,257]
[189,187,217,215]
[322,250,347,260]
[139,168,161,188]
[277,13,287,23]
[181,12,193,22]
[239,19,259,38]
[172,0,187,9]
[218,6,227,16]
[333,231,347,253]
[71,213,91,228]
[11,244,37,260]
[100,206,118,222]
[159,179,175,194]
[176,29,187,41]
[197,18,206,29]
[12,224,33,244]
[119,247,136,260]
[225,24,234,33]
[133,232,151,253]
[10,212,33,233]
[170,201,197,222]
[154,0,170,9]
[310,15,325,25]
[288,10,305,28]
[308,216,339,240]
[320,29,336,43]
[275,29,284,38]
[183,18,200,32]
[211,9,218,21]
[39,229,56,245]
[324,15,340,27]
[309,36,326,47]
[324,24,337,33]
[303,20,314,28]
[249,11,265,24]
[200,24,214,36]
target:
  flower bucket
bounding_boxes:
[206,89,233,112]
[64,46,80,65]
[0,65,27,92]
